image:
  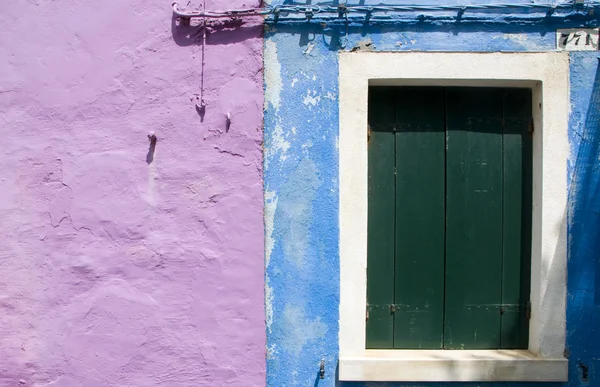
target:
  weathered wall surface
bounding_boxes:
[264,2,600,387]
[0,1,265,386]
[567,52,600,386]
[264,30,341,387]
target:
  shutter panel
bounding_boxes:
[394,87,446,349]
[500,88,532,349]
[444,88,504,349]
[366,87,396,348]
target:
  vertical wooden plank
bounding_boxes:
[394,87,446,349]
[366,87,396,348]
[445,87,504,349]
[501,88,532,349]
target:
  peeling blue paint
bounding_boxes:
[264,30,339,387]
[264,2,600,386]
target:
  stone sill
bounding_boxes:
[339,349,568,382]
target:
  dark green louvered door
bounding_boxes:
[366,87,532,350]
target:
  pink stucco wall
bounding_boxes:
[0,1,265,386]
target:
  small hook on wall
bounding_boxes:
[319,360,325,379]
[195,95,206,121]
[146,131,157,165]
[226,112,232,132]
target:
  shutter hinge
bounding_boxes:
[366,306,369,321]
[526,301,532,320]
[528,120,534,136]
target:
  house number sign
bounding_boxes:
[557,28,599,51]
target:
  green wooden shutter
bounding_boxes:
[500,88,532,349]
[444,88,504,349]
[366,87,396,348]
[366,86,532,350]
[394,87,446,349]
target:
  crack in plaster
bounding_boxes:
[214,146,245,158]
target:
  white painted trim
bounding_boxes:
[338,52,569,382]
[340,350,568,382]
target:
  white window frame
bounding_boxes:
[338,52,569,382]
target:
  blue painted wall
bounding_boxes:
[264,2,600,386]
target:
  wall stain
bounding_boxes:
[276,158,321,268]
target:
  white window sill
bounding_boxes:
[339,350,568,382]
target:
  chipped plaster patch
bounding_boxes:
[303,91,320,108]
[265,124,290,170]
[492,33,545,51]
[265,189,278,268]
[266,343,276,360]
[303,43,315,55]
[265,275,274,332]
[302,140,313,156]
[265,40,282,110]
[350,38,375,52]
[324,92,336,100]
